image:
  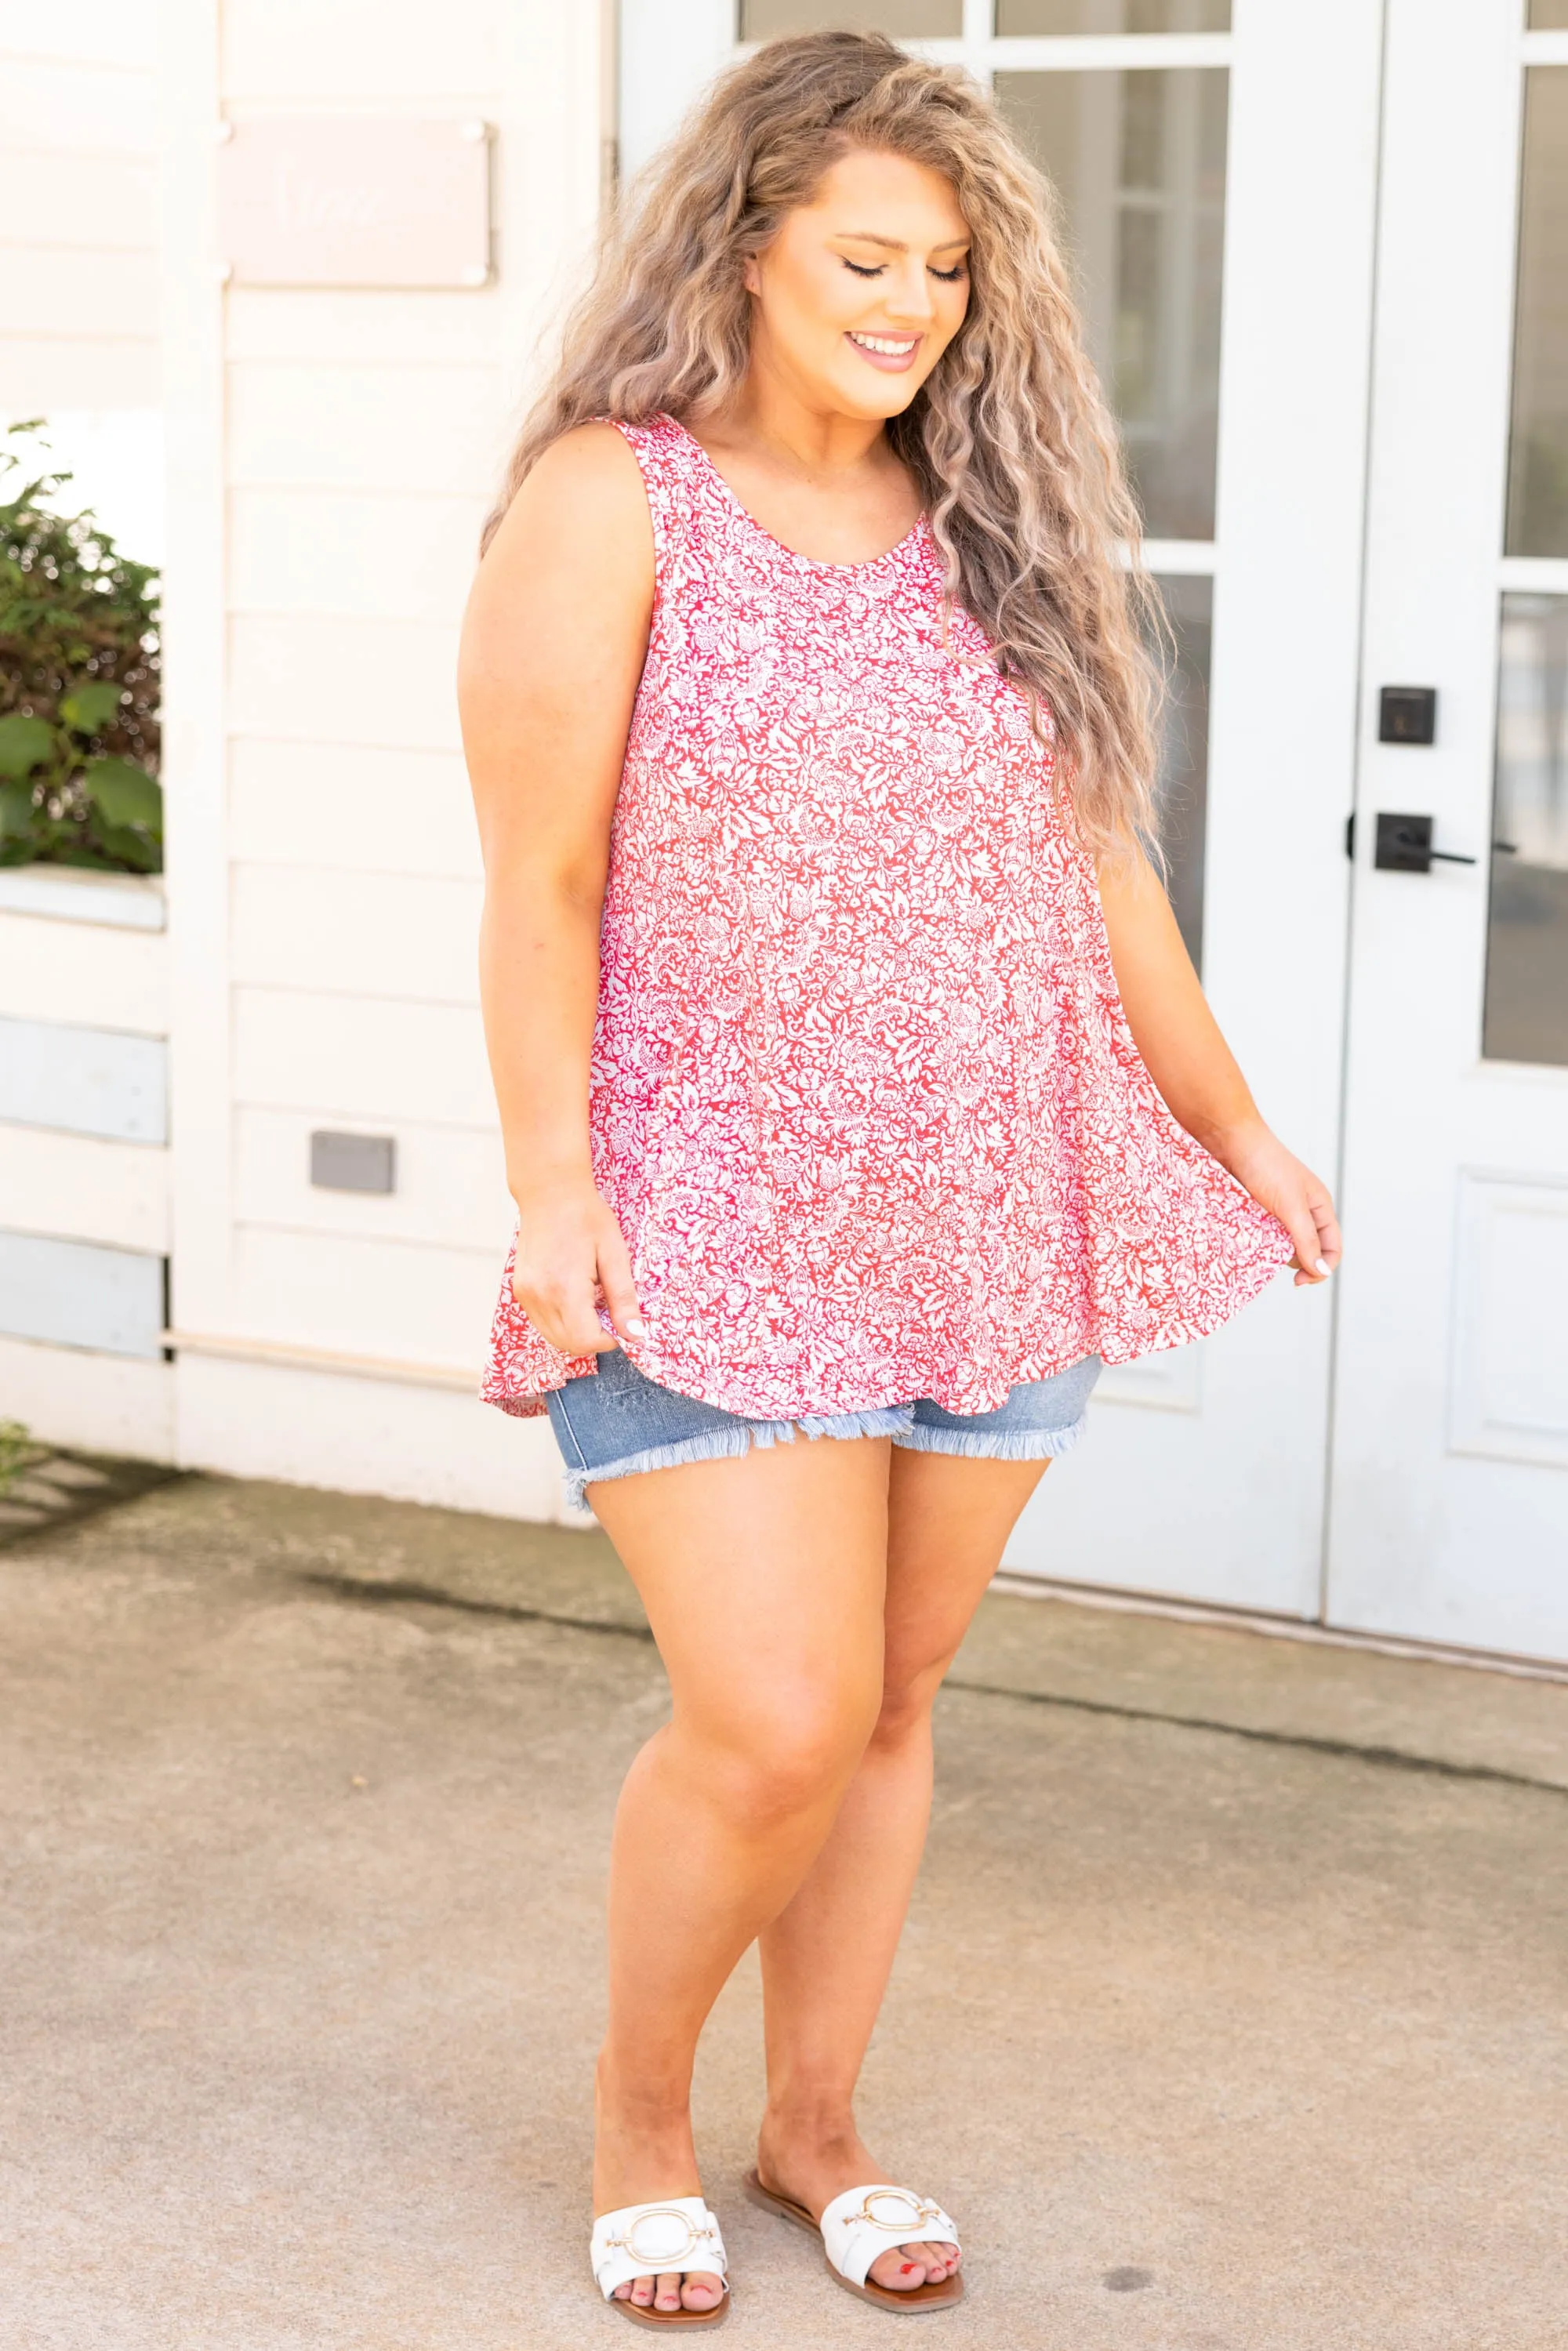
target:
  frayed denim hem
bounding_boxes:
[561,1403,914,1511]
[890,1410,1090,1464]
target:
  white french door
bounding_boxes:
[1328,1,1568,1664]
[619,0,1376,1617]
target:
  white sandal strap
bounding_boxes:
[590,2197,729,2302]
[818,2183,960,2291]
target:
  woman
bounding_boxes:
[459,32,1339,2327]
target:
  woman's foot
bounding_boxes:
[755,2115,960,2292]
[595,2067,725,2316]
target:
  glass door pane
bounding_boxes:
[739,2,961,31]
[998,2,1229,27]
[1486,595,1568,1066]
[1505,67,1568,555]
[1152,575,1210,971]
[995,68,1228,540]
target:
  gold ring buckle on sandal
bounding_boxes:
[847,2190,942,2233]
[605,2209,718,2268]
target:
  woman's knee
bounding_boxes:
[686,1678,881,1831]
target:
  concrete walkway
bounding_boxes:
[2,1474,1564,2350]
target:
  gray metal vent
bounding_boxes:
[309,1130,397,1195]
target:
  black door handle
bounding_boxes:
[1373,812,1477,873]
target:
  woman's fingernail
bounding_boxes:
[625,1317,646,1337]
[1315,1259,1331,1277]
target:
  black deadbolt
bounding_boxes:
[1378,686,1438,745]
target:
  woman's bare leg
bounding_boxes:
[755,1449,1051,2293]
[586,1433,893,2313]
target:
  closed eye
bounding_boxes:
[840,257,969,281]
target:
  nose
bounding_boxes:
[881,259,937,325]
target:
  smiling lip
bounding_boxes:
[845,330,922,374]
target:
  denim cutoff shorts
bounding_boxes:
[544,1344,1102,1513]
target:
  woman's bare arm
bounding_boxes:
[1097,852,1342,1287]
[457,423,655,1355]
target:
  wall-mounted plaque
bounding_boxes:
[216,117,492,289]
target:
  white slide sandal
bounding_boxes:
[743,2169,964,2314]
[590,2197,730,2328]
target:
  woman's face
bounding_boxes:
[745,147,971,421]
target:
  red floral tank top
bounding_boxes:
[481,414,1291,1422]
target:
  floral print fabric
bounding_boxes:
[481,415,1292,1423]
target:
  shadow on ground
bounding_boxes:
[2,1475,1563,2349]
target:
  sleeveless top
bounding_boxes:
[481,414,1292,1423]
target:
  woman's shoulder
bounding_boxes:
[527,414,697,533]
[522,418,652,510]
[477,422,657,619]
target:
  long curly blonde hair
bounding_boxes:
[485,31,1165,858]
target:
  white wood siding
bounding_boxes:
[230,869,484,1003]
[0,909,168,1034]
[155,0,608,1515]
[0,1231,165,1357]
[220,0,503,102]
[0,1126,170,1255]
[227,742,481,877]
[0,1018,168,1145]
[0,898,172,1373]
[229,490,487,622]
[0,6,158,412]
[232,991,496,1127]
[226,616,465,748]
[234,1108,509,1250]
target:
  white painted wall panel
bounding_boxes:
[155,0,608,1512]
[234,1105,508,1249]
[231,1223,498,1367]
[227,741,481,877]
[174,1350,562,1520]
[229,488,485,621]
[0,1331,173,1461]
[0,340,158,412]
[0,910,167,1033]
[222,0,500,102]
[0,1126,169,1254]
[0,2,156,71]
[234,989,495,1125]
[0,248,158,344]
[227,363,505,494]
[0,868,164,931]
[0,154,154,249]
[4,60,155,155]
[0,1017,168,1144]
[2,14,156,434]
[228,615,463,749]
[231,867,481,1003]
[225,288,504,368]
[0,1229,165,1357]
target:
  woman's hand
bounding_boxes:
[510,1175,645,1355]
[1214,1120,1342,1288]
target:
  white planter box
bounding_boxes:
[0,867,173,1453]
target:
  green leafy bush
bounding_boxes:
[0,420,162,873]
[0,1420,42,1497]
